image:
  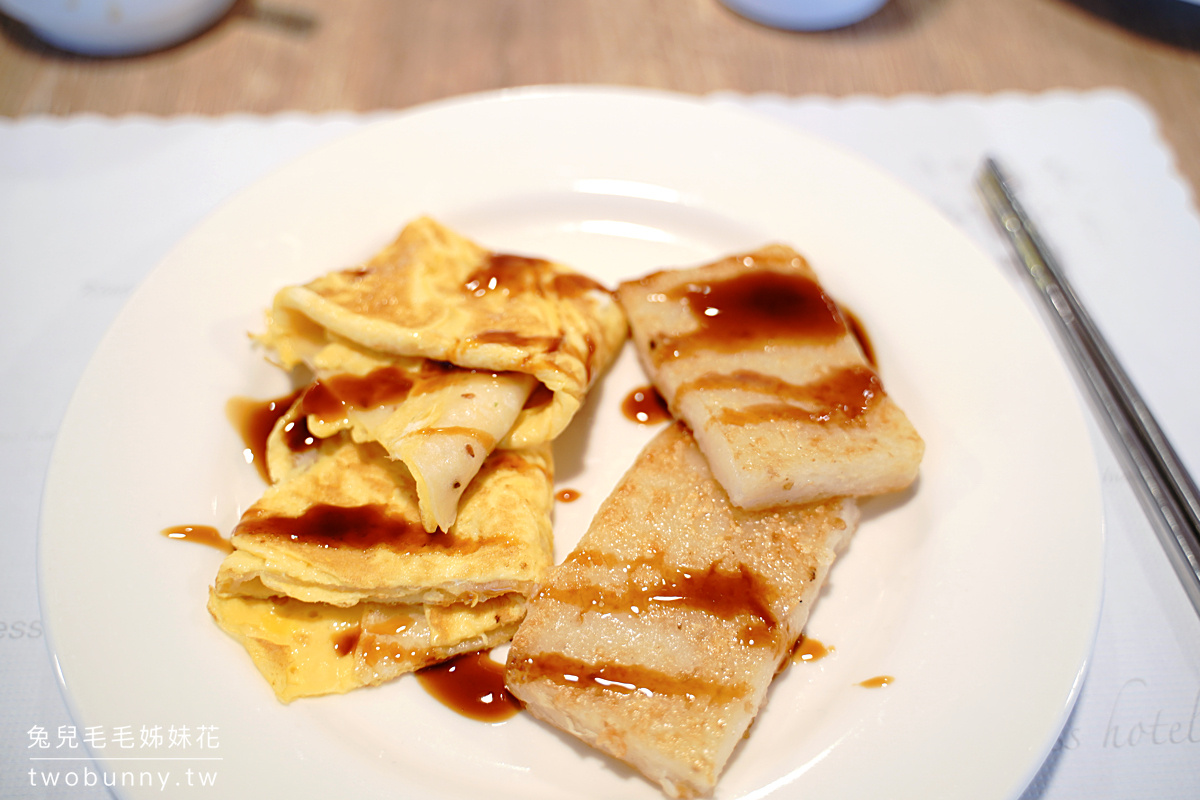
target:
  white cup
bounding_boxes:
[720,0,889,30]
[0,0,236,56]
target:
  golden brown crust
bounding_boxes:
[506,423,858,797]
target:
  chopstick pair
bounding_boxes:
[977,158,1200,618]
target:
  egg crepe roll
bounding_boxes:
[506,423,859,798]
[257,217,626,530]
[216,433,555,608]
[616,245,923,510]
[208,591,525,703]
[262,354,538,532]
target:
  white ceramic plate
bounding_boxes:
[39,86,1103,800]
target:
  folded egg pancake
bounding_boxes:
[216,433,555,608]
[257,216,628,530]
[208,590,525,702]
[506,423,859,799]
[616,245,923,510]
[261,356,539,531]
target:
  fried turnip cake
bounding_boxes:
[617,245,922,509]
[506,423,859,798]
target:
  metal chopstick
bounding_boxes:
[976,157,1200,618]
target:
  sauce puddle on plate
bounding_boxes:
[858,675,894,688]
[161,525,232,554]
[621,385,671,425]
[416,650,521,722]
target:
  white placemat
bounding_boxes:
[2,90,1198,798]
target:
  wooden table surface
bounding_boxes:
[3,0,1200,202]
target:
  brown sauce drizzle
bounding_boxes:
[465,254,549,298]
[416,651,521,722]
[839,305,876,367]
[332,626,362,657]
[414,358,459,379]
[508,652,748,704]
[553,272,609,299]
[654,267,846,363]
[234,503,497,552]
[281,413,319,453]
[542,552,779,649]
[226,389,305,482]
[859,675,894,688]
[464,253,609,303]
[791,635,832,664]
[705,366,883,427]
[295,380,349,425]
[226,365,416,471]
[298,366,415,425]
[621,385,672,425]
[583,333,597,380]
[409,426,496,450]
[406,361,481,398]
[523,382,554,410]
[555,488,581,503]
[161,525,233,554]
